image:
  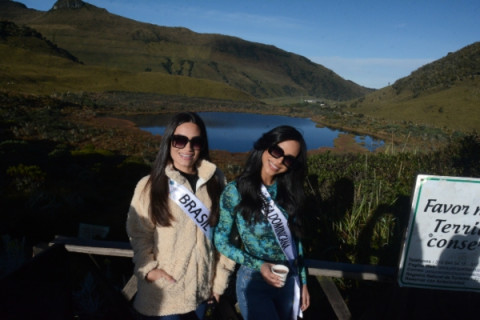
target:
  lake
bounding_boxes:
[124,112,384,152]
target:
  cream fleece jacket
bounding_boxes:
[126,160,235,317]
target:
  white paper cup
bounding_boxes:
[271,264,289,285]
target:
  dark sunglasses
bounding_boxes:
[268,145,297,168]
[171,134,204,150]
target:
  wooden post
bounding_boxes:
[121,275,138,301]
[317,276,352,320]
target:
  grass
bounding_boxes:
[346,80,480,133]
[0,44,256,101]
[302,142,480,266]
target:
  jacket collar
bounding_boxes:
[165,159,217,186]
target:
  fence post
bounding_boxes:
[122,275,138,301]
[316,276,352,320]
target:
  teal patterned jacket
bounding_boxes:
[213,181,307,284]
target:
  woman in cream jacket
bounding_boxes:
[127,112,235,319]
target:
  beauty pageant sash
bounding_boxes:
[169,179,211,240]
[260,184,303,319]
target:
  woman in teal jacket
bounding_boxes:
[214,125,310,320]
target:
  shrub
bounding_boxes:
[6,164,46,194]
[303,134,480,266]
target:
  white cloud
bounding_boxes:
[311,56,433,89]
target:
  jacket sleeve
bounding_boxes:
[214,183,265,271]
[297,240,308,285]
[126,177,159,280]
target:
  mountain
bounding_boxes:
[0,20,81,63]
[0,20,255,101]
[392,42,480,95]
[0,0,373,101]
[347,42,480,133]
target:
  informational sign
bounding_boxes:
[398,174,480,292]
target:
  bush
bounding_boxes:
[6,164,46,194]
[303,134,480,266]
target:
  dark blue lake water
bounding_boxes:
[125,112,383,152]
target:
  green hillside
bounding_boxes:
[0,21,256,101]
[346,42,480,133]
[0,0,372,100]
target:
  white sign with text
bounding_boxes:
[398,174,480,292]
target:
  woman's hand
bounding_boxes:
[260,262,284,287]
[145,268,176,283]
[301,284,310,311]
[211,293,220,303]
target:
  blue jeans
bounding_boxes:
[136,301,207,320]
[236,265,294,320]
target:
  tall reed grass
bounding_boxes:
[303,133,480,266]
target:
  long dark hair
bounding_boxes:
[146,112,222,227]
[235,125,307,229]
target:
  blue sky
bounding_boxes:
[21,0,479,89]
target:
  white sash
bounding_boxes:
[169,179,212,240]
[260,184,303,319]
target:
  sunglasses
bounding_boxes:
[268,145,297,168]
[171,134,204,150]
